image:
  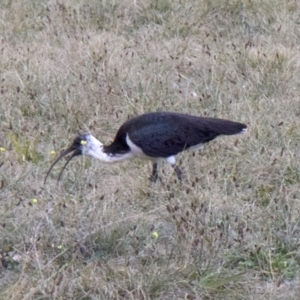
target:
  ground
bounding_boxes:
[1,0,300,299]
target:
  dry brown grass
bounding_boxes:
[1,0,300,299]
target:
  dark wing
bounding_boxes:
[119,112,246,158]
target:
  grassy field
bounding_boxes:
[1,0,300,299]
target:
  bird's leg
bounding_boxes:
[149,162,159,182]
[172,164,183,181]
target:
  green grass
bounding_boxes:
[1,0,300,299]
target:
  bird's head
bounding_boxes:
[44,133,102,184]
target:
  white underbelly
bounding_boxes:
[189,143,204,151]
[126,134,151,159]
[126,134,177,165]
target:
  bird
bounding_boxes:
[44,112,247,184]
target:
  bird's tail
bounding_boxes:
[206,118,247,136]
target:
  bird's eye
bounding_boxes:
[80,140,87,145]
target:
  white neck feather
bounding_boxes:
[82,134,134,163]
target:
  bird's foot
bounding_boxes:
[149,173,162,183]
[173,165,184,181]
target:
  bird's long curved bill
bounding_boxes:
[44,147,80,184]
